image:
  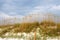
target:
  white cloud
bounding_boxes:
[34,5,60,10]
[34,6,44,9]
[26,5,60,16]
[28,6,48,15]
[8,12,17,15]
[50,5,60,10]
[0,12,12,19]
[0,12,24,19]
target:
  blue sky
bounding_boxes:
[0,0,60,19]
